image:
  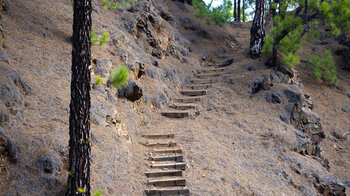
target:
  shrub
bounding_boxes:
[93,190,102,196]
[308,50,338,84]
[91,31,109,46]
[96,76,103,85]
[192,0,233,25]
[108,65,130,89]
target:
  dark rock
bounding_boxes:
[266,92,282,104]
[152,48,164,59]
[118,78,143,102]
[0,48,10,64]
[189,37,195,43]
[294,130,313,155]
[341,107,350,113]
[279,113,290,124]
[271,71,289,83]
[315,175,346,196]
[146,67,157,78]
[346,92,350,98]
[37,156,57,175]
[0,128,18,163]
[218,58,233,67]
[249,75,272,95]
[274,64,294,78]
[246,65,256,71]
[197,30,212,40]
[284,89,300,103]
[0,84,24,107]
[0,109,8,126]
[344,179,350,188]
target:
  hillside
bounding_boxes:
[0,0,349,195]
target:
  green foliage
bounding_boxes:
[282,54,300,70]
[102,0,137,10]
[308,50,338,84]
[108,65,130,89]
[91,31,109,46]
[262,35,273,55]
[192,0,233,25]
[93,190,102,196]
[96,76,103,85]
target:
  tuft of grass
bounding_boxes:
[99,32,108,46]
[96,76,103,85]
[108,65,130,89]
[93,190,102,196]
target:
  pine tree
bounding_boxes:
[66,0,92,195]
[250,0,266,58]
[238,0,241,22]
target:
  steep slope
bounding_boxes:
[0,0,349,195]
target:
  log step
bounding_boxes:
[147,177,186,187]
[145,187,189,196]
[151,163,186,170]
[144,170,183,178]
[191,79,217,84]
[142,134,175,139]
[149,155,183,162]
[180,90,207,96]
[174,97,202,103]
[183,84,212,90]
[143,142,177,147]
[169,104,196,110]
[196,73,221,79]
[161,111,189,118]
[152,148,183,154]
[201,68,224,73]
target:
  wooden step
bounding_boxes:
[196,73,221,79]
[144,170,183,178]
[145,187,189,196]
[151,163,186,170]
[180,90,207,96]
[183,84,212,90]
[201,68,224,73]
[149,155,183,162]
[143,142,177,147]
[161,111,189,118]
[169,104,196,110]
[147,177,186,187]
[191,79,217,84]
[152,148,183,154]
[142,134,175,139]
[174,97,202,103]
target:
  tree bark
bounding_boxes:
[237,0,241,22]
[66,0,92,195]
[234,0,237,21]
[249,0,266,59]
[242,0,245,22]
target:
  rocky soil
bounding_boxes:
[0,0,349,195]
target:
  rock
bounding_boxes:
[0,108,8,126]
[341,107,350,113]
[315,175,347,196]
[344,179,350,188]
[37,156,57,175]
[294,130,313,155]
[271,71,289,83]
[246,65,256,71]
[331,131,346,140]
[0,128,18,163]
[0,84,24,107]
[151,58,159,67]
[146,67,157,78]
[274,63,294,78]
[249,75,272,95]
[218,58,233,67]
[266,92,282,104]
[151,48,164,59]
[92,58,112,77]
[0,48,10,64]
[346,92,350,98]
[279,113,290,124]
[118,78,143,102]
[197,29,212,40]
[284,89,300,103]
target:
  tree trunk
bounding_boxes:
[237,0,241,22]
[234,0,237,21]
[242,0,245,22]
[249,0,266,59]
[66,0,92,195]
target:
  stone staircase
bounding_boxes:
[141,67,225,195]
[160,67,225,119]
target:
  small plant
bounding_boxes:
[96,76,103,85]
[108,65,130,89]
[91,31,109,46]
[93,190,102,196]
[308,50,338,84]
